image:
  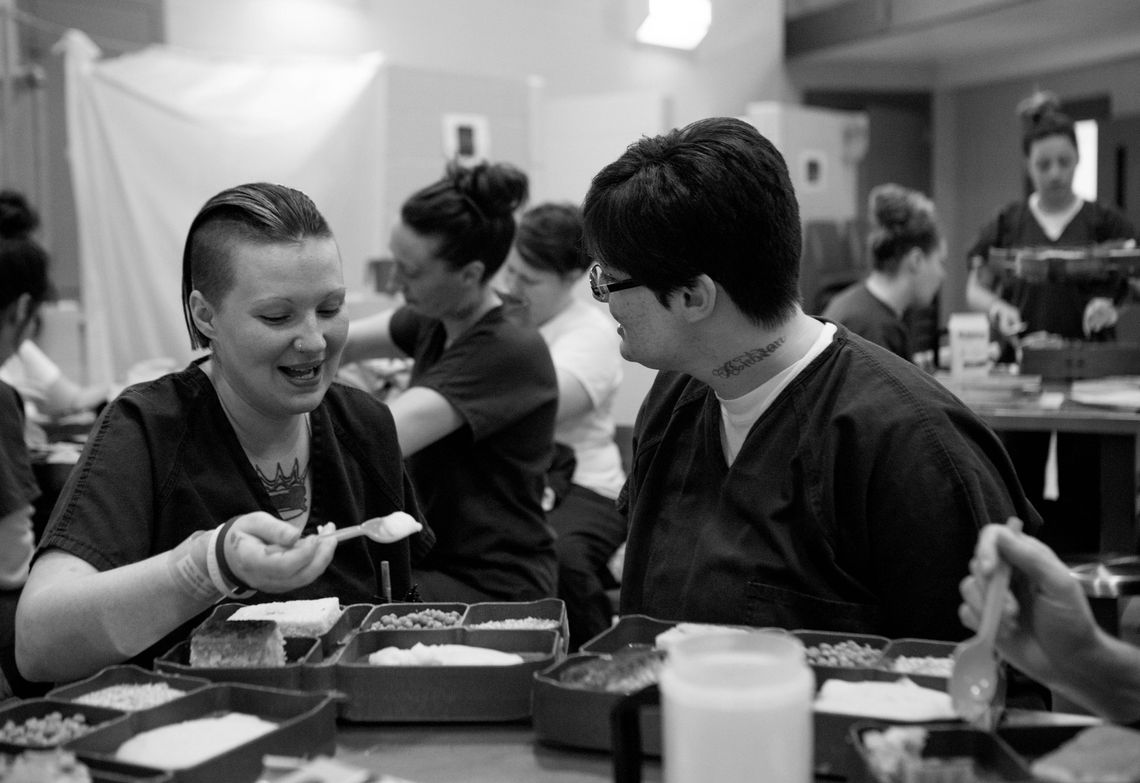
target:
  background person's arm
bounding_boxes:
[387,386,464,456]
[341,310,405,365]
[0,505,34,590]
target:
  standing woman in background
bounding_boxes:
[821,183,945,361]
[0,191,50,698]
[500,202,627,649]
[343,162,559,603]
[965,90,1136,340]
[964,91,1137,555]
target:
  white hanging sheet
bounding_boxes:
[62,30,385,383]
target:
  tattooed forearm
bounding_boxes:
[712,337,785,378]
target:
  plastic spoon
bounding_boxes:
[315,511,422,544]
[949,519,1020,728]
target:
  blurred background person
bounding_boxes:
[343,162,559,603]
[499,202,627,649]
[965,91,1138,557]
[965,90,1136,343]
[0,190,50,699]
[822,184,945,362]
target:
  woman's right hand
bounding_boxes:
[987,299,1026,337]
[223,512,337,593]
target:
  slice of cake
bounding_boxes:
[189,618,285,668]
[228,597,342,637]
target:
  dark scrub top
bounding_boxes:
[391,305,559,600]
[968,200,1136,338]
[618,324,1041,642]
[38,360,429,668]
[821,282,911,360]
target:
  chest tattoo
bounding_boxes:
[255,459,309,521]
[713,336,786,378]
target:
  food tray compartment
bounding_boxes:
[461,598,568,653]
[154,636,320,690]
[358,602,469,631]
[296,603,373,692]
[0,698,125,753]
[793,630,891,688]
[48,665,211,711]
[876,638,956,692]
[65,683,335,783]
[203,602,361,657]
[850,722,1030,783]
[532,650,665,754]
[336,627,560,722]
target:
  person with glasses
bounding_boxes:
[582,117,1041,641]
[342,162,559,603]
[498,202,627,649]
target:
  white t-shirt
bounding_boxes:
[0,341,62,409]
[540,299,626,499]
[718,322,837,465]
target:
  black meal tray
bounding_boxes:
[0,698,126,754]
[64,683,336,783]
[48,665,212,710]
[335,626,560,722]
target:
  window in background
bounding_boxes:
[1074,119,1098,202]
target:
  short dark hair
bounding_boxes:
[581,116,801,328]
[401,160,528,281]
[181,182,333,350]
[1018,90,1077,156]
[0,189,53,314]
[515,202,588,277]
[866,184,940,275]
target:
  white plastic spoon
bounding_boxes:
[315,511,422,544]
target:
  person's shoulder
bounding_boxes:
[323,381,394,424]
[819,281,868,319]
[811,330,951,410]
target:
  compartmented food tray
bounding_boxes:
[335,626,560,722]
[359,598,567,639]
[793,629,892,688]
[154,636,321,690]
[874,638,955,692]
[0,698,126,754]
[48,665,211,711]
[850,721,1030,783]
[65,683,336,783]
[0,748,174,783]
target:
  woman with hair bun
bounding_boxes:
[965,90,1136,340]
[344,162,559,602]
[964,91,1138,556]
[822,183,945,360]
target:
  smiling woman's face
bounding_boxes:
[196,236,347,420]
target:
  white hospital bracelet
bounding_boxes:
[205,525,253,599]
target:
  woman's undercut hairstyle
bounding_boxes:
[1017,90,1077,156]
[181,182,333,350]
[582,116,802,328]
[866,184,940,275]
[0,189,53,313]
[400,160,529,281]
[515,202,588,277]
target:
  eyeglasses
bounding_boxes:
[589,263,644,303]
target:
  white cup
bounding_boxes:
[660,630,814,783]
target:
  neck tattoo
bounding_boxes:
[713,336,786,379]
[256,459,309,521]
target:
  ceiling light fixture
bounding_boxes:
[635,0,712,50]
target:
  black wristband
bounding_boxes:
[216,518,255,595]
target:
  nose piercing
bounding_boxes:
[294,338,305,352]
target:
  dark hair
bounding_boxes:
[1018,90,1077,156]
[400,160,528,281]
[866,184,940,275]
[515,202,588,277]
[0,189,53,313]
[582,116,801,328]
[181,182,333,350]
